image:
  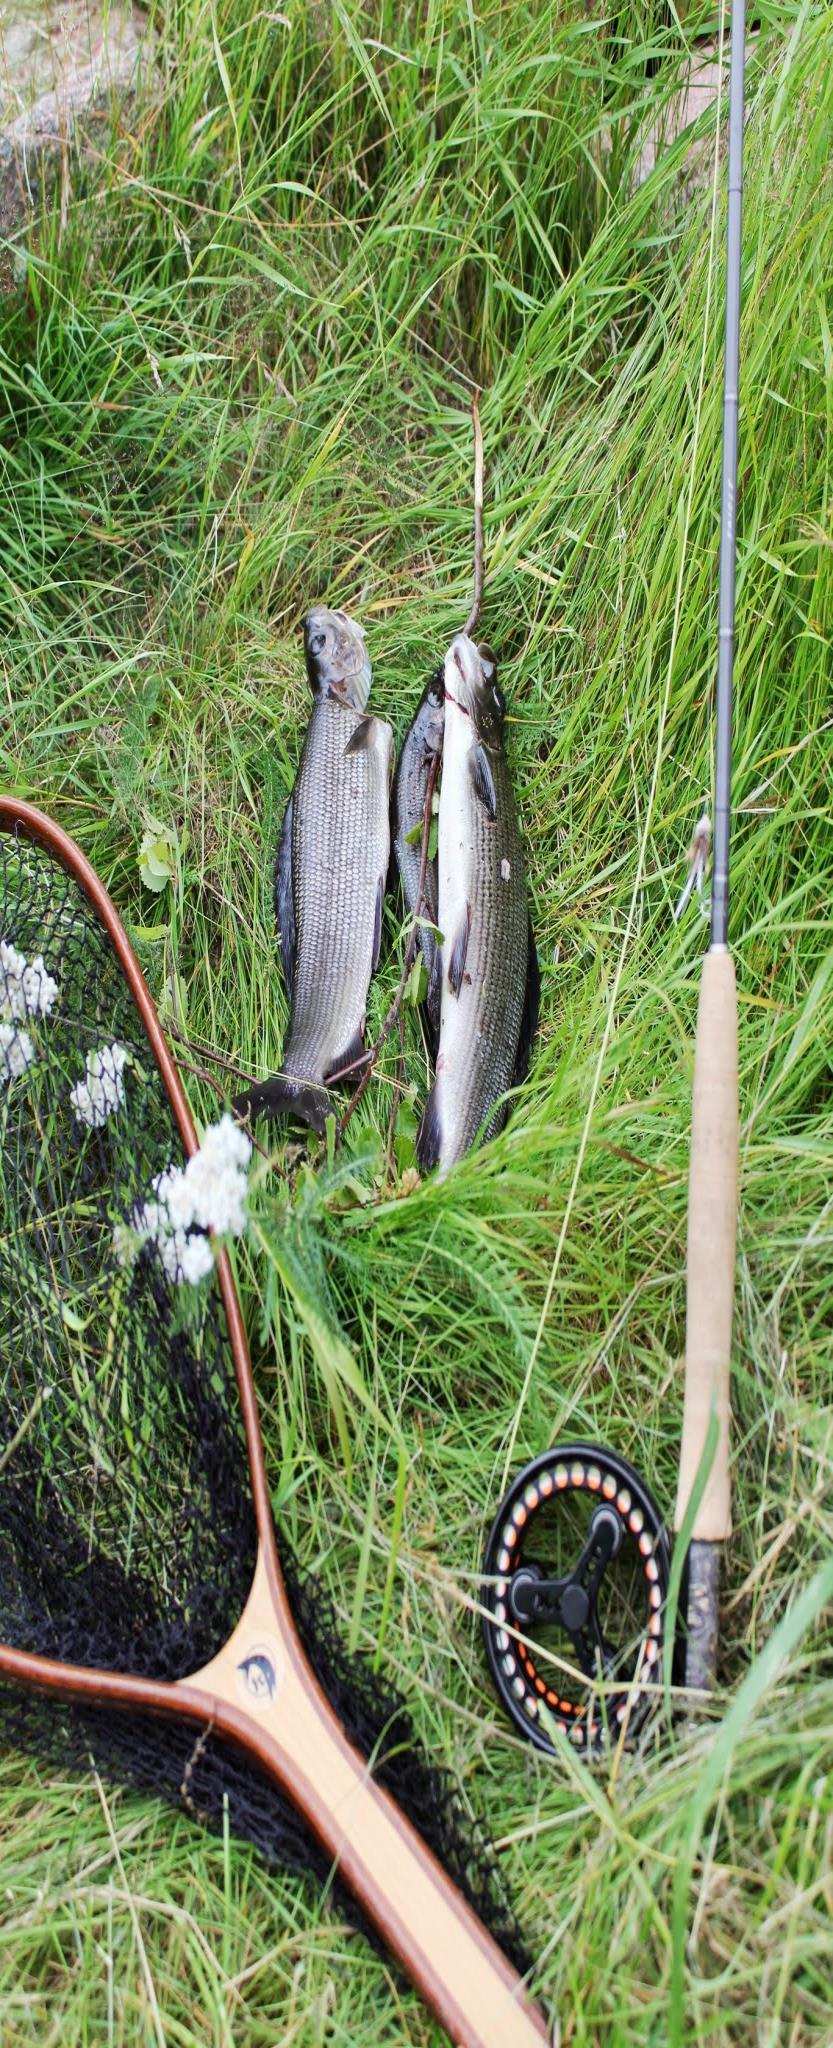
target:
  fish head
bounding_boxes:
[421,665,446,752]
[303,607,372,710]
[444,633,505,741]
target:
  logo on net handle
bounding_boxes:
[236,1644,280,1705]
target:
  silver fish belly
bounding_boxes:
[417,636,538,1175]
[392,669,444,1046]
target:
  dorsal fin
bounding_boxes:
[372,873,385,971]
[416,1082,442,1174]
[345,715,376,755]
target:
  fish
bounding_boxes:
[416,634,539,1176]
[233,607,393,1133]
[391,667,444,1046]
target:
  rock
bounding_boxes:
[635,38,757,192]
[0,0,148,236]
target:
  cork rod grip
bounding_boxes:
[675,947,738,1541]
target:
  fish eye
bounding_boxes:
[309,630,326,656]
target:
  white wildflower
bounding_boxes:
[156,1164,194,1233]
[113,1114,251,1287]
[70,1042,129,1128]
[0,939,58,1020]
[0,1022,35,1080]
[155,1223,192,1283]
[129,1198,167,1247]
[113,1221,138,1269]
[20,955,59,1018]
[178,1234,216,1285]
[0,940,28,1012]
[182,1112,251,1237]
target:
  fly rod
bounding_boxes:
[673,0,745,1691]
[482,1,747,1739]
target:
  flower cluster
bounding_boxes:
[0,1022,35,1080]
[118,1113,252,1287]
[70,1043,129,1129]
[0,939,59,1021]
[0,938,59,1082]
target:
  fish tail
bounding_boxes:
[231,1074,332,1135]
[416,1081,443,1175]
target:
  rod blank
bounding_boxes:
[711,0,746,950]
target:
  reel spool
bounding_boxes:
[482,1444,672,1752]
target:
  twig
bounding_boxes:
[168,1020,257,1085]
[463,388,485,638]
[180,1718,216,1818]
[168,1043,273,1164]
[384,1010,407,1185]
[339,749,440,1139]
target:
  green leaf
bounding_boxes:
[138,820,178,895]
[60,1302,90,1333]
[407,957,428,1006]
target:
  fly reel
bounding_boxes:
[482,1445,672,1752]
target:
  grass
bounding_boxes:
[1,0,832,2040]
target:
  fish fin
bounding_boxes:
[469,743,497,821]
[380,719,395,790]
[324,1027,366,1086]
[447,903,472,997]
[345,715,376,755]
[372,872,385,971]
[425,939,442,1050]
[416,1082,442,1174]
[231,1075,331,1135]
[273,793,296,1001]
[512,918,541,1086]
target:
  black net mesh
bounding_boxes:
[0,828,257,1677]
[0,819,529,1977]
